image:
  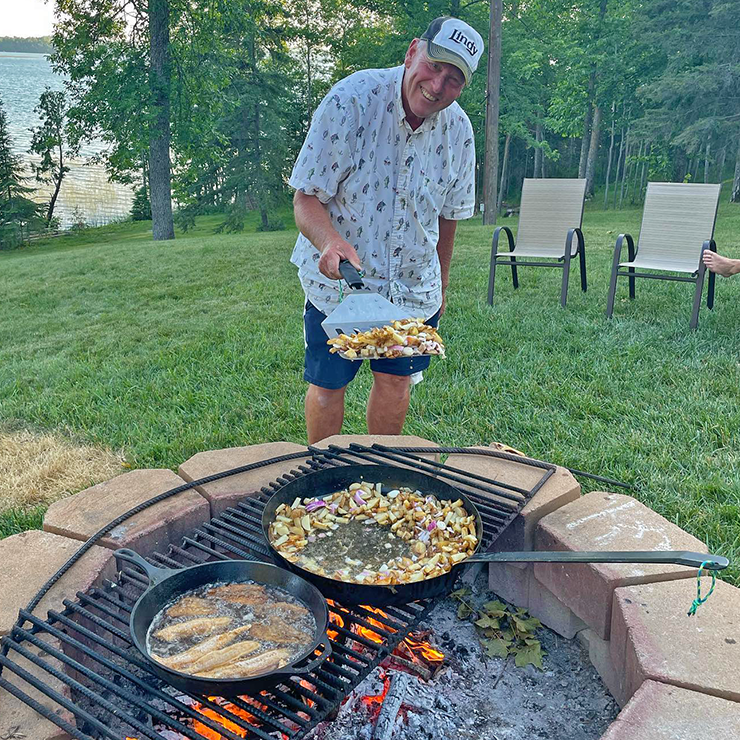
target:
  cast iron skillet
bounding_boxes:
[261,465,729,607]
[115,548,331,697]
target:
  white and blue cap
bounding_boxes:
[421,16,484,86]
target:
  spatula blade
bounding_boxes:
[321,294,409,338]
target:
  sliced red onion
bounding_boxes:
[307,535,316,542]
[427,521,437,532]
[305,500,326,512]
[353,491,366,506]
[328,503,338,512]
[389,344,404,352]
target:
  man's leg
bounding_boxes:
[306,384,346,444]
[367,372,412,434]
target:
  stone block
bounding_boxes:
[0,638,74,740]
[527,574,587,638]
[313,434,441,467]
[577,628,629,707]
[534,491,707,640]
[611,579,740,704]
[488,562,532,608]
[0,530,112,637]
[600,680,740,740]
[178,442,308,515]
[444,446,580,556]
[44,469,208,553]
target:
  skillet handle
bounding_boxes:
[114,548,179,585]
[468,550,729,571]
[339,260,365,289]
[277,639,332,676]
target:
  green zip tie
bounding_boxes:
[687,560,716,616]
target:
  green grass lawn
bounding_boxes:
[2,194,739,586]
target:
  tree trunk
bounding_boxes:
[604,102,616,209]
[731,135,740,202]
[627,140,643,204]
[497,132,511,213]
[716,145,727,183]
[148,0,175,241]
[704,141,711,183]
[640,143,650,200]
[619,131,630,208]
[613,120,625,209]
[578,103,591,178]
[585,104,601,196]
[482,0,502,225]
[533,123,542,179]
[46,140,65,224]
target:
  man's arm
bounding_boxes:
[436,216,457,314]
[293,191,362,280]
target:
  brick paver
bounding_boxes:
[600,680,740,740]
[178,442,307,515]
[44,469,208,553]
[534,492,707,639]
[611,578,740,704]
[313,434,441,466]
[0,530,111,637]
[446,445,580,553]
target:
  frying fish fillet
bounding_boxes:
[251,621,309,644]
[187,639,260,673]
[154,624,252,670]
[250,602,309,618]
[153,616,231,642]
[206,583,269,604]
[196,648,291,679]
[166,597,214,618]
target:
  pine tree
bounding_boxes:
[0,96,43,248]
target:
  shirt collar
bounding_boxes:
[393,65,439,135]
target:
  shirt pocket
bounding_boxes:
[419,178,447,220]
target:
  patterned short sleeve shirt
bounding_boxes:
[289,65,476,319]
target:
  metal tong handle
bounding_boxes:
[469,550,728,571]
[114,547,178,585]
[339,259,365,289]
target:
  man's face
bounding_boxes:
[401,39,466,120]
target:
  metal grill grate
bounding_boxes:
[0,445,555,740]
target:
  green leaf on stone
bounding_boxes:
[511,614,541,634]
[475,615,501,629]
[451,587,472,599]
[457,601,474,620]
[514,641,543,669]
[482,637,511,659]
[482,600,508,617]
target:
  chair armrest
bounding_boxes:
[611,233,635,271]
[492,225,515,254]
[565,227,585,258]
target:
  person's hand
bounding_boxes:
[318,239,362,280]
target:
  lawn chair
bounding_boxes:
[605,182,721,330]
[487,178,587,307]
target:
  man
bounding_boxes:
[703,250,740,277]
[290,16,484,444]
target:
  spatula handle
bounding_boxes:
[339,260,364,289]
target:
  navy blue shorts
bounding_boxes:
[303,301,442,390]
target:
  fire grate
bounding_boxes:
[0,444,555,740]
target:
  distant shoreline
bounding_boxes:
[0,37,54,55]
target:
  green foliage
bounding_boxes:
[450,588,544,669]
[29,88,73,225]
[0,97,44,249]
[130,186,152,221]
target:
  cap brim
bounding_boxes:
[426,40,472,85]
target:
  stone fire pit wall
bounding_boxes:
[1,435,738,740]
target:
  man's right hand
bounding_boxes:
[318,240,363,281]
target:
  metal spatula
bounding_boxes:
[321,260,409,338]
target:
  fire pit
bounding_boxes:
[1,437,738,740]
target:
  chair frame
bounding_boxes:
[488,225,586,308]
[605,236,717,331]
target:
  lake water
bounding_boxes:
[0,52,133,228]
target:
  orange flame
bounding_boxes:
[361,667,391,710]
[403,633,445,664]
